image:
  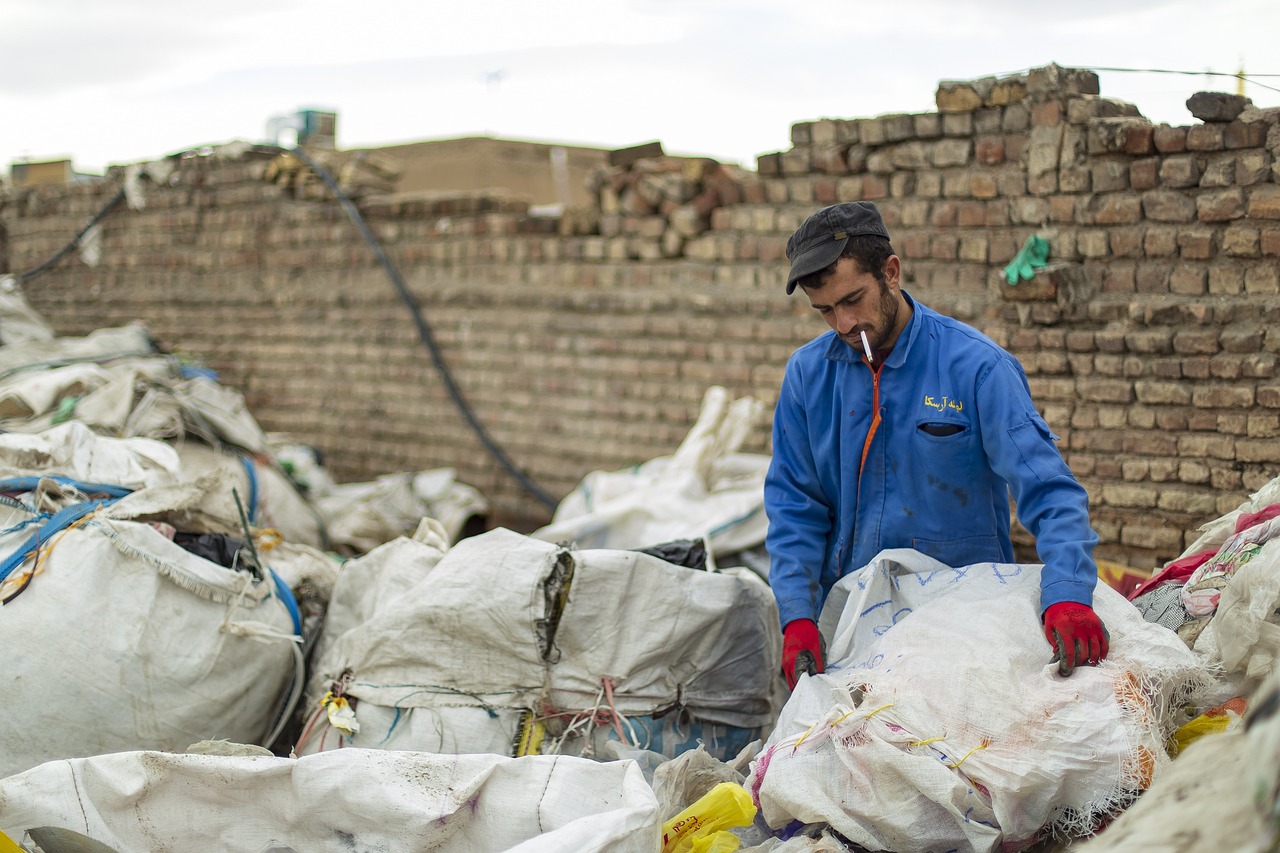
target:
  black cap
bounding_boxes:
[785,202,890,294]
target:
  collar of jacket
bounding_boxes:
[822,290,922,369]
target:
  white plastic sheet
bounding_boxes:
[0,749,660,853]
[533,387,769,560]
[750,549,1209,853]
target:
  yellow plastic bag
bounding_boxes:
[1169,697,1247,756]
[661,782,756,853]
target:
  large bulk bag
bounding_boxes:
[748,549,1210,853]
[0,505,301,779]
[0,749,660,853]
[301,527,781,760]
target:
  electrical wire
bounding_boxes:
[985,64,1280,96]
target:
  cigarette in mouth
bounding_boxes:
[860,330,873,363]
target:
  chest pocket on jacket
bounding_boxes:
[918,422,965,437]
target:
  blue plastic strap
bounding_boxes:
[268,568,302,636]
[239,457,259,524]
[0,497,119,584]
[0,476,134,499]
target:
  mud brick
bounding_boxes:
[835,175,865,198]
[1264,229,1280,256]
[1236,150,1273,186]
[975,135,1005,165]
[752,151,783,175]
[1153,125,1187,153]
[1129,157,1159,191]
[929,201,958,227]
[1135,262,1172,293]
[1142,190,1196,222]
[957,201,986,226]
[1248,186,1280,219]
[915,172,942,198]
[1222,226,1260,257]
[1103,263,1136,293]
[1196,189,1245,222]
[1048,195,1077,222]
[959,236,989,263]
[1261,386,1280,408]
[1159,154,1200,188]
[1224,120,1268,149]
[781,147,812,175]
[1177,229,1215,259]
[1135,380,1192,405]
[1198,155,1236,188]
[845,145,870,173]
[1144,226,1177,256]
[1092,193,1142,224]
[941,112,972,137]
[1169,264,1207,294]
[1247,414,1280,438]
[1222,326,1266,353]
[1124,123,1156,155]
[984,199,1010,226]
[1002,103,1030,132]
[1175,329,1221,354]
[1107,227,1143,258]
[1208,264,1244,295]
[1092,160,1129,192]
[913,112,941,138]
[1031,101,1062,127]
[988,233,1019,264]
[1185,123,1225,151]
[901,233,931,258]
[861,174,889,199]
[930,234,959,259]
[890,173,916,197]
[1246,266,1280,293]
[967,173,995,199]
[882,114,915,142]
[1193,385,1254,408]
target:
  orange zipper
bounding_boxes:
[859,359,882,477]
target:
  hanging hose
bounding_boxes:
[18,187,127,283]
[14,147,560,513]
[282,145,558,512]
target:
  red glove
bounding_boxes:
[1043,602,1109,676]
[782,619,825,689]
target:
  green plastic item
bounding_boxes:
[51,396,80,425]
[1003,235,1050,285]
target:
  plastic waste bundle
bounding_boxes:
[0,749,660,852]
[300,526,782,761]
[0,486,307,778]
[748,549,1210,853]
[533,387,769,568]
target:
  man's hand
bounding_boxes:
[1043,602,1109,676]
[782,619,825,689]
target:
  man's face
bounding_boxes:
[803,255,908,356]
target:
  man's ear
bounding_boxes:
[883,255,902,288]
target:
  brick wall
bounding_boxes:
[2,64,1278,568]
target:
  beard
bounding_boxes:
[840,278,900,353]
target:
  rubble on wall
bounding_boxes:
[569,140,762,261]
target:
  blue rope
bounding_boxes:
[268,567,302,636]
[0,497,119,584]
[0,476,134,499]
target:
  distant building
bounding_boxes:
[358,136,609,209]
[8,158,100,188]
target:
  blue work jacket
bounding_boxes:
[765,292,1099,628]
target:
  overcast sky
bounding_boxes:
[3,0,1278,175]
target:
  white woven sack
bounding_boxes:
[0,515,298,779]
[174,441,327,548]
[0,749,660,853]
[0,420,182,490]
[304,527,780,757]
[750,549,1208,853]
[533,386,768,558]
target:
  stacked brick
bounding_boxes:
[3,63,1279,568]
[578,140,761,261]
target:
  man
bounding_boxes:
[766,201,1107,688]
